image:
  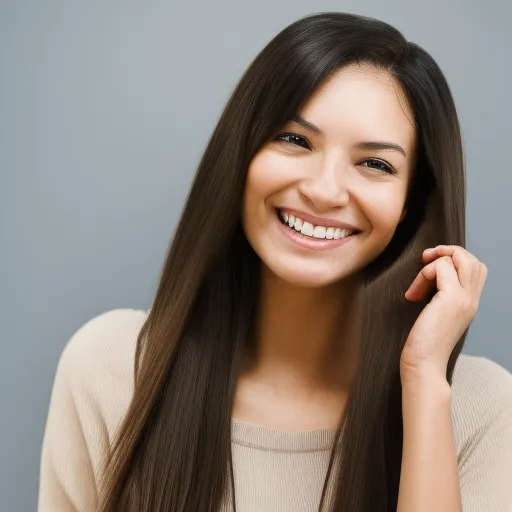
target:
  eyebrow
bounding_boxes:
[290,114,407,158]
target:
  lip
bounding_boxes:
[273,207,358,251]
[276,207,360,232]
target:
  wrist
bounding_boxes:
[400,366,452,402]
[401,373,452,436]
[400,355,448,384]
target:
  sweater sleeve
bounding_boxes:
[456,358,512,511]
[37,337,98,512]
[37,309,144,512]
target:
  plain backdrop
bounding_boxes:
[2,1,511,510]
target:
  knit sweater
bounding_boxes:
[38,309,512,511]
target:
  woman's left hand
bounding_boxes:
[401,245,488,383]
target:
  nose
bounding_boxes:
[297,157,351,211]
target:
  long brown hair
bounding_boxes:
[98,11,466,511]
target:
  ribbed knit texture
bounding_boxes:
[38,309,512,511]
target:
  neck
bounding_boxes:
[242,265,363,398]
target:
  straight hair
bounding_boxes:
[98,11,466,511]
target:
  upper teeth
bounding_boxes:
[278,210,356,239]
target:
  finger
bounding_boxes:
[422,245,476,289]
[434,255,461,293]
[405,256,461,302]
[405,263,435,302]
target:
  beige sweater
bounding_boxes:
[38,309,512,512]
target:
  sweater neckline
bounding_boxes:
[230,418,339,452]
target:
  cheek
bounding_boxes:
[362,186,407,232]
[245,149,299,197]
[242,153,276,230]
[242,155,283,226]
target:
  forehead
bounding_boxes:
[299,63,416,152]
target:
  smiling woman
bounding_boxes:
[242,63,414,289]
[38,11,512,512]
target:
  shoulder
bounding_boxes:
[39,309,148,509]
[452,353,512,410]
[451,353,512,453]
[57,308,148,440]
[60,308,148,369]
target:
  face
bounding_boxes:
[241,63,416,288]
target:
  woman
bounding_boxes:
[38,11,512,512]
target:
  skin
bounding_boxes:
[236,63,415,427]
[398,245,487,511]
[236,62,487,510]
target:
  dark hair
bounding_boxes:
[98,11,466,512]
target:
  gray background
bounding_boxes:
[2,1,510,510]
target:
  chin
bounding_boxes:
[263,260,356,289]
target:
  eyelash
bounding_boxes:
[274,133,397,175]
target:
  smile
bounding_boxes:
[274,208,359,251]
[277,208,357,239]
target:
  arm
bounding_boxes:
[398,245,489,511]
[397,371,462,512]
[38,345,98,512]
[38,309,143,512]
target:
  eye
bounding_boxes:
[274,133,311,150]
[360,158,397,175]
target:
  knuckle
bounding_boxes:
[453,294,473,313]
[463,296,478,315]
